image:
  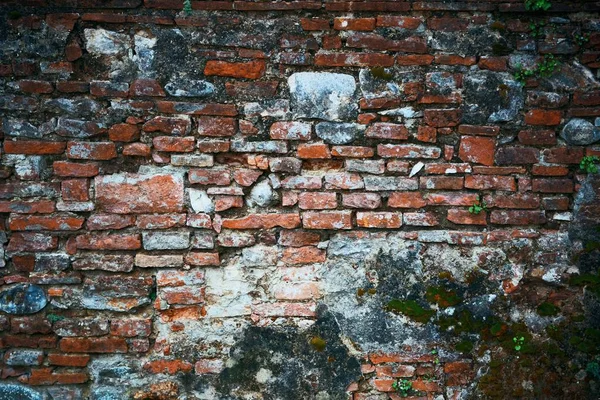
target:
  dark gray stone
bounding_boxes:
[35,253,71,272]
[0,284,47,315]
[289,72,358,121]
[315,122,366,145]
[0,384,43,400]
[165,77,215,97]
[44,99,102,117]
[2,118,41,138]
[56,118,105,138]
[560,119,600,146]
[4,349,43,366]
[463,71,524,125]
[217,306,360,400]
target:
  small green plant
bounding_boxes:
[431,349,440,365]
[529,21,545,38]
[469,197,488,215]
[514,54,558,84]
[46,314,65,323]
[536,54,558,77]
[580,155,599,174]
[392,379,412,397]
[587,361,600,379]
[525,0,551,11]
[183,0,192,15]
[513,335,525,351]
[574,33,590,46]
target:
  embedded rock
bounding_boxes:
[84,28,130,56]
[463,71,524,124]
[0,284,47,315]
[289,72,358,121]
[0,384,42,400]
[315,122,366,145]
[247,179,278,207]
[165,77,215,97]
[560,118,600,145]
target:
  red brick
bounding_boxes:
[61,179,89,201]
[7,233,58,252]
[123,143,151,157]
[518,130,556,145]
[458,125,500,136]
[144,359,193,374]
[5,140,66,155]
[189,169,231,185]
[428,17,468,31]
[396,55,434,65]
[573,91,600,106]
[425,192,479,206]
[524,109,562,126]
[302,211,352,230]
[331,146,374,158]
[420,176,464,190]
[109,123,140,142]
[75,233,141,250]
[129,79,165,97]
[95,173,184,214]
[90,81,129,97]
[478,56,508,71]
[18,80,53,94]
[532,178,574,193]
[48,354,90,367]
[278,230,320,247]
[342,193,381,209]
[531,165,569,176]
[347,33,427,53]
[315,52,395,67]
[543,147,584,164]
[377,144,441,159]
[322,34,342,49]
[365,123,408,140]
[56,81,89,93]
[434,55,476,66]
[270,121,311,141]
[87,214,135,230]
[334,17,376,31]
[388,192,427,208]
[486,193,540,209]
[465,175,517,191]
[373,378,395,392]
[376,16,422,29]
[222,213,301,229]
[282,246,326,264]
[197,117,237,137]
[152,136,195,152]
[8,214,84,231]
[298,143,331,159]
[447,209,487,225]
[495,147,540,165]
[204,60,265,79]
[424,109,462,127]
[357,211,402,228]
[60,337,127,353]
[300,18,330,31]
[195,359,225,374]
[184,252,220,266]
[66,142,117,160]
[198,140,230,153]
[403,212,439,226]
[490,210,547,225]
[542,197,570,211]
[298,192,337,210]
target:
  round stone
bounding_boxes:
[0,284,47,315]
[560,118,600,145]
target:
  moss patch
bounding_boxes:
[386,299,434,323]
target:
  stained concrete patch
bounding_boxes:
[217,306,360,399]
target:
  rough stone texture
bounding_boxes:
[561,118,600,145]
[0,3,599,400]
[289,72,358,121]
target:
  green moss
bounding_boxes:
[490,21,506,31]
[455,340,474,353]
[569,273,600,296]
[8,10,22,20]
[310,336,326,352]
[386,299,434,323]
[370,66,393,81]
[425,286,462,308]
[537,302,560,316]
[492,42,512,56]
[46,313,65,323]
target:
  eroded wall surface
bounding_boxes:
[0,0,600,399]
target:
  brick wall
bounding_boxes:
[1,1,600,399]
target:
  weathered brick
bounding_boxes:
[459,136,495,166]
[334,17,376,31]
[378,144,441,159]
[490,210,547,225]
[282,246,326,264]
[60,337,127,353]
[357,212,402,228]
[5,140,66,155]
[67,142,117,160]
[298,192,337,210]
[524,109,561,126]
[204,60,265,79]
[302,211,352,230]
